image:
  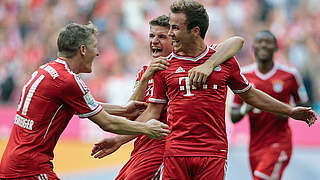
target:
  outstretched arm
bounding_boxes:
[238,87,317,126]
[89,106,169,138]
[189,36,244,87]
[91,103,165,158]
[98,101,147,120]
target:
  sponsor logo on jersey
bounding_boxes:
[83,92,98,110]
[272,80,283,93]
[175,66,185,73]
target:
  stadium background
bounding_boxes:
[0,0,319,179]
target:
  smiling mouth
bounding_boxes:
[152,48,162,54]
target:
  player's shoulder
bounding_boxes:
[241,63,256,74]
[136,64,149,77]
[276,62,300,76]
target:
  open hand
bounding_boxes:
[289,107,317,126]
[188,63,213,88]
[91,137,122,159]
[142,57,169,81]
[145,119,170,139]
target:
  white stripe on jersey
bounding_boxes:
[254,170,270,179]
[148,98,167,104]
[170,45,210,62]
[78,105,103,118]
[151,163,164,180]
[17,71,38,112]
[233,84,252,94]
[22,75,45,115]
[74,75,86,94]
[44,104,63,139]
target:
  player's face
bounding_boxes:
[168,13,193,53]
[81,35,99,73]
[253,33,277,63]
[149,25,172,58]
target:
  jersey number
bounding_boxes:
[17,71,45,115]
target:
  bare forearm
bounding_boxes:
[90,112,147,135]
[129,78,149,101]
[111,103,165,143]
[209,36,244,68]
[115,134,137,145]
[99,103,127,116]
[240,88,292,116]
[111,110,161,145]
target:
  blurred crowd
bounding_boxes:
[0,0,319,113]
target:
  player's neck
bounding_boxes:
[59,56,81,74]
[178,39,206,57]
[258,60,274,74]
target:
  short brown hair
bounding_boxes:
[149,15,170,28]
[57,22,98,58]
[170,0,209,39]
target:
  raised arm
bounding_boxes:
[130,57,169,101]
[189,36,244,87]
[91,103,165,158]
[238,87,317,126]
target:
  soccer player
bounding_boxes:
[132,1,316,179]
[0,22,170,180]
[91,15,244,180]
[230,30,311,180]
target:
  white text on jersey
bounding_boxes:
[14,114,34,130]
[42,65,59,79]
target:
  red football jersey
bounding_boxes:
[130,65,166,157]
[0,58,103,178]
[148,45,251,158]
[232,62,308,152]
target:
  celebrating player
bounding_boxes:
[231,30,313,180]
[0,22,170,180]
[133,1,316,179]
[91,14,245,179]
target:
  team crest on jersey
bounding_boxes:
[214,65,222,71]
[83,92,98,110]
[272,80,283,93]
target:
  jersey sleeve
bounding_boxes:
[63,75,103,118]
[290,69,309,103]
[147,71,167,104]
[209,43,218,49]
[227,57,252,94]
[133,65,148,92]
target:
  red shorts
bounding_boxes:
[250,145,292,180]
[162,156,227,180]
[0,171,60,180]
[116,149,164,180]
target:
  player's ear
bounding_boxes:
[79,45,86,56]
[191,26,200,37]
